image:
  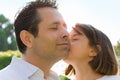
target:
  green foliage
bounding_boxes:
[59,75,71,80]
[0,14,17,51]
[114,41,120,56]
[0,50,21,70]
[0,14,8,28]
[0,29,8,51]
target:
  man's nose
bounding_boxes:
[61,29,69,41]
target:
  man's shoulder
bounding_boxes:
[0,57,24,80]
[0,65,27,80]
[0,65,14,79]
[0,57,18,76]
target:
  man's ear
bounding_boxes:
[20,30,33,48]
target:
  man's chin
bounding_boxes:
[62,55,69,61]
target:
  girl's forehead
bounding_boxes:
[70,28,83,34]
[70,29,76,35]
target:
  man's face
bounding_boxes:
[31,7,70,61]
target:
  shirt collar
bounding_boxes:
[10,56,44,78]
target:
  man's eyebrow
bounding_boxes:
[53,21,59,24]
[48,21,59,27]
[52,21,67,28]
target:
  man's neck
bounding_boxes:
[22,55,54,78]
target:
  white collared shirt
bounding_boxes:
[96,75,120,80]
[0,56,60,80]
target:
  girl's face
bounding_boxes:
[65,28,96,64]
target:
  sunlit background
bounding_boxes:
[0,0,120,76]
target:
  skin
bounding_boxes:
[66,28,94,64]
[20,7,70,78]
[65,28,102,80]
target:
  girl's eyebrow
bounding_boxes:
[74,30,83,35]
[73,34,78,36]
[71,34,79,37]
[73,27,82,35]
[76,30,83,35]
[71,31,83,38]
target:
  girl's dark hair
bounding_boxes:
[65,23,118,75]
[14,0,57,53]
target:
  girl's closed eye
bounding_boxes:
[71,35,80,42]
[72,37,79,41]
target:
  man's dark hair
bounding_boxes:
[14,0,57,53]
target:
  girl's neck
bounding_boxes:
[73,63,103,80]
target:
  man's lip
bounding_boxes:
[57,43,69,45]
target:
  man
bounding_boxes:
[0,0,70,80]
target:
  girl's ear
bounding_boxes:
[89,48,97,57]
[89,49,97,57]
[20,30,33,48]
[89,45,101,57]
